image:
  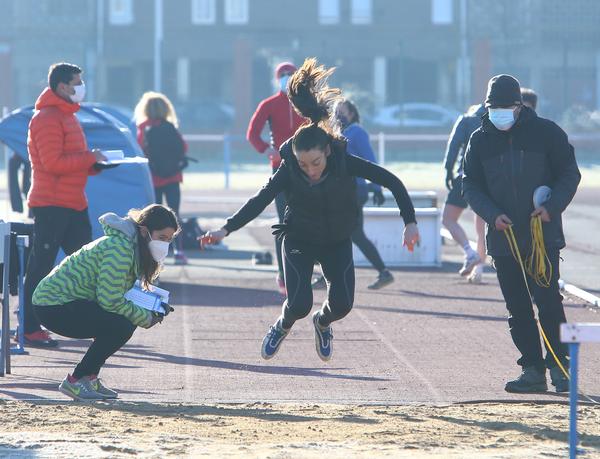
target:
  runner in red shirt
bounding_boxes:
[247,62,306,294]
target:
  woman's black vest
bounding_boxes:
[279,138,358,244]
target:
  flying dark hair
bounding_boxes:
[128,204,180,288]
[521,88,538,110]
[48,62,82,92]
[288,58,343,153]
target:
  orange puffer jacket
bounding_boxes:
[27,88,97,211]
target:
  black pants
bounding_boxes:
[351,192,386,273]
[34,300,136,379]
[281,236,355,329]
[273,166,286,277]
[493,249,568,371]
[155,182,183,251]
[24,207,92,333]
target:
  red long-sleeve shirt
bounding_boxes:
[246,91,306,168]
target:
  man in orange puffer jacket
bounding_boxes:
[21,62,107,347]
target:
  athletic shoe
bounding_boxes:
[368,270,394,290]
[87,375,118,399]
[504,367,547,393]
[261,319,289,360]
[311,275,327,290]
[467,264,484,284]
[16,329,58,348]
[549,366,569,393]
[459,252,481,276]
[312,311,333,361]
[276,273,287,296]
[174,252,189,266]
[58,375,105,401]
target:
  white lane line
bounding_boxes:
[353,308,444,403]
[440,229,600,308]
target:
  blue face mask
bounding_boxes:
[279,75,290,93]
[488,108,516,131]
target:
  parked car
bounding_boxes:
[370,103,461,128]
[175,100,234,131]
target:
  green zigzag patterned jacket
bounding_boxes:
[33,213,153,328]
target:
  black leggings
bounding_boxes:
[34,300,136,379]
[155,182,183,251]
[351,193,386,272]
[281,236,355,329]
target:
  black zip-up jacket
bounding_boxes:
[462,106,581,257]
[224,138,416,244]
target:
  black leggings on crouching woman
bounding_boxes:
[34,300,136,379]
[280,236,355,329]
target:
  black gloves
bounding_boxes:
[148,312,164,328]
[445,169,455,191]
[372,189,385,206]
[271,223,289,240]
[93,162,120,171]
[161,302,174,316]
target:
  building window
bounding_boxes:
[319,0,340,25]
[351,0,372,24]
[225,0,248,24]
[109,0,133,25]
[431,0,453,25]
[191,0,216,25]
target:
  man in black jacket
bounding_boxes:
[463,74,581,393]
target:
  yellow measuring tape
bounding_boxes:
[505,219,598,403]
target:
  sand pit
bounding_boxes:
[1,400,599,458]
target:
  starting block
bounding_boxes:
[560,323,600,459]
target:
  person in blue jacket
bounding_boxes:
[312,99,393,290]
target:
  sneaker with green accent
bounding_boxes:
[58,375,105,401]
[368,270,394,290]
[87,376,118,399]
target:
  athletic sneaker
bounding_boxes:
[459,252,481,277]
[16,329,58,348]
[261,319,289,360]
[276,273,287,296]
[504,367,547,393]
[174,252,189,266]
[312,311,333,361]
[87,375,118,399]
[368,270,394,290]
[311,275,327,290]
[58,375,105,401]
[549,366,569,393]
[467,264,484,284]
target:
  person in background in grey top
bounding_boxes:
[442,103,487,283]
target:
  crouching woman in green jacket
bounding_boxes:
[32,204,179,401]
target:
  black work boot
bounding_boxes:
[504,366,547,393]
[549,366,570,393]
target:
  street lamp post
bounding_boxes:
[154,0,163,92]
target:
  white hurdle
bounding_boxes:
[560,323,600,458]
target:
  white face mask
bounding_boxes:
[147,230,170,263]
[488,108,515,131]
[69,83,86,103]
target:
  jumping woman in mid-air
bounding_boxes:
[202,58,419,361]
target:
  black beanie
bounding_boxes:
[485,74,522,108]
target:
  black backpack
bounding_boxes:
[144,120,187,178]
[180,217,205,250]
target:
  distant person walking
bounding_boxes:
[247,62,306,295]
[33,204,178,400]
[442,103,487,283]
[134,92,188,265]
[203,59,418,362]
[312,99,394,290]
[21,62,107,348]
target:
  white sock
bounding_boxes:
[463,244,476,258]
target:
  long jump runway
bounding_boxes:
[2,228,599,405]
